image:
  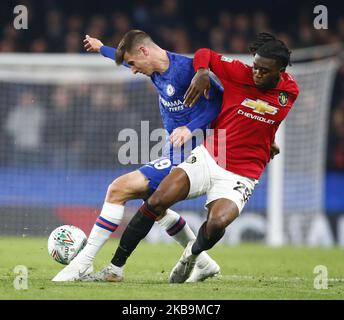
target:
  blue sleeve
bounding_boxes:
[185,97,221,133]
[99,45,130,68]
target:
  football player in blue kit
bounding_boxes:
[52,30,223,283]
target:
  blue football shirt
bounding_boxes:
[100,46,223,164]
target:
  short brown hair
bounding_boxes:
[115,30,152,65]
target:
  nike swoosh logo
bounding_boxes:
[78,269,88,278]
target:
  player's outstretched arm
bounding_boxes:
[183,68,210,107]
[83,35,130,67]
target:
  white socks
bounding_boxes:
[156,209,196,247]
[76,205,195,266]
[75,202,124,266]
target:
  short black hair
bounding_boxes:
[248,32,292,69]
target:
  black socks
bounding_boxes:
[111,202,159,267]
[191,222,225,255]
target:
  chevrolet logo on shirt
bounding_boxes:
[241,99,278,115]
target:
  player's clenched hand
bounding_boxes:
[269,141,280,161]
[170,126,192,147]
[83,35,103,53]
[183,68,211,107]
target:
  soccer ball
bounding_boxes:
[48,225,87,265]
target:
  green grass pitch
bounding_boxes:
[0,236,343,300]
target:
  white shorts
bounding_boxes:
[178,145,258,214]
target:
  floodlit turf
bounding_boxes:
[0,236,343,300]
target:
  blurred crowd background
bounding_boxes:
[0,0,343,171]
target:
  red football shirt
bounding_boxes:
[193,48,300,180]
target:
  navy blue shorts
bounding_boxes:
[139,157,174,196]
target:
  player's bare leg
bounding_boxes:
[150,169,221,283]
[110,168,219,283]
[80,169,199,283]
[52,169,198,281]
[52,170,149,281]
[90,168,189,282]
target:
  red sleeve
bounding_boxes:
[192,48,212,70]
[193,48,246,83]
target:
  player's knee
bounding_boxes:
[207,211,234,235]
[147,191,167,215]
[106,177,129,203]
[207,200,239,234]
